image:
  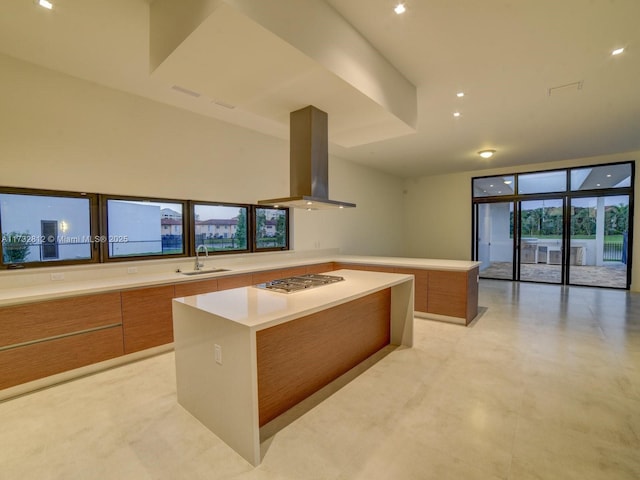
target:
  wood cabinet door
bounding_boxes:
[174,279,218,298]
[217,273,253,291]
[427,270,467,319]
[252,266,307,284]
[305,262,335,274]
[121,285,175,354]
[394,268,428,313]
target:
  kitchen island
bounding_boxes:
[172,269,414,466]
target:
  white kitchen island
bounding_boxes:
[172,269,414,466]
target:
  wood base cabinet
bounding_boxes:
[121,285,175,354]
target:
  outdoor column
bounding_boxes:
[595,197,605,266]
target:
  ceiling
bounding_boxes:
[1,0,639,178]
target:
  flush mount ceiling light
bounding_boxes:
[37,0,53,9]
[394,3,406,14]
[612,47,625,56]
[478,149,496,159]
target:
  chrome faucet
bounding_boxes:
[195,244,209,271]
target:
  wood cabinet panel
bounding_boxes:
[305,262,336,274]
[466,267,479,323]
[174,279,218,298]
[0,326,124,390]
[121,285,175,354]
[0,292,122,348]
[394,268,429,313]
[334,263,396,273]
[252,266,307,285]
[427,270,467,319]
[217,274,253,291]
[256,289,391,426]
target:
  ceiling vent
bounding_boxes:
[547,81,583,96]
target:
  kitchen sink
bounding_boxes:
[181,268,230,276]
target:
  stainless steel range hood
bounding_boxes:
[258,106,356,210]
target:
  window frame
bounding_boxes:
[252,206,290,252]
[99,194,190,262]
[190,201,252,256]
[0,186,100,269]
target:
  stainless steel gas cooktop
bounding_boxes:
[255,273,344,293]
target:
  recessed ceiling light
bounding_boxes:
[489,184,494,187]
[394,3,406,14]
[606,174,612,177]
[478,149,496,159]
[612,47,625,56]
[596,183,601,187]
[504,180,512,185]
[456,92,465,98]
[453,112,461,117]
[38,0,53,9]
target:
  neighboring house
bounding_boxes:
[264,219,277,237]
[160,218,183,236]
[196,218,238,239]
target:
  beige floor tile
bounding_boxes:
[1,279,639,479]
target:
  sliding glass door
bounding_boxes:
[568,195,630,288]
[472,161,633,289]
[518,198,564,284]
[476,202,514,280]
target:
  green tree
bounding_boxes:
[2,231,30,263]
[235,209,247,248]
[275,212,286,246]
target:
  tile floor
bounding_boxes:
[1,280,639,479]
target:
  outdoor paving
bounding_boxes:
[481,261,628,288]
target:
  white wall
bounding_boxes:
[403,152,640,291]
[0,53,405,259]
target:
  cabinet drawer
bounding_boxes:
[0,292,122,349]
[0,326,124,390]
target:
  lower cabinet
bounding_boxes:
[0,327,124,390]
[121,285,175,354]
[0,292,124,390]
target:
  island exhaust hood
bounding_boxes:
[258,106,356,210]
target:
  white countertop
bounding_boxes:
[0,253,479,307]
[173,269,413,331]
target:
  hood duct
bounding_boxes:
[258,106,356,210]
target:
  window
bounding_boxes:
[254,207,289,251]
[0,189,96,266]
[193,203,249,254]
[472,175,515,197]
[570,163,632,191]
[517,170,567,195]
[104,197,186,259]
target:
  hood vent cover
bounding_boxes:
[258,106,356,210]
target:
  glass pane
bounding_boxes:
[519,199,563,283]
[570,163,632,191]
[518,171,567,194]
[477,202,514,279]
[255,208,288,249]
[568,195,629,288]
[0,193,92,264]
[107,199,184,257]
[473,176,515,197]
[194,204,247,252]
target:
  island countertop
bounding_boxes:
[173,269,414,331]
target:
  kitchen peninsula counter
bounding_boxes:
[172,269,414,466]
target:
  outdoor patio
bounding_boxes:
[480,261,628,288]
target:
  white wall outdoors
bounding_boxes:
[0,53,405,264]
[403,151,640,291]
